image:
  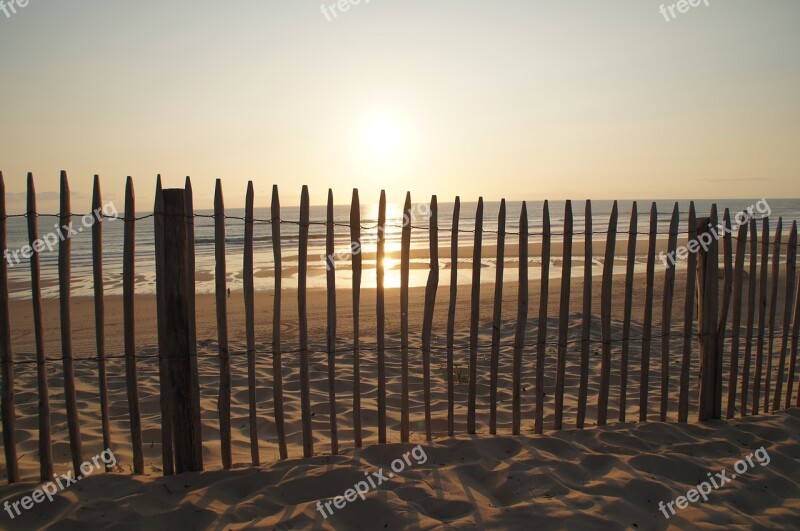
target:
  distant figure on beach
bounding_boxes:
[227,288,231,298]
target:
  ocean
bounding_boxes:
[4,198,800,300]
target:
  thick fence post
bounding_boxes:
[155,187,203,473]
[697,211,721,421]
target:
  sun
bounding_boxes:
[366,116,401,158]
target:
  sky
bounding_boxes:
[0,0,798,213]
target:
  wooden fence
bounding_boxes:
[1,171,799,482]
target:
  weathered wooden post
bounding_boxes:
[697,209,722,421]
[123,177,144,474]
[27,173,54,480]
[0,171,19,483]
[213,180,231,469]
[59,171,83,477]
[154,186,203,473]
[91,175,112,469]
[421,195,439,441]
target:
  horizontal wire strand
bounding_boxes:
[10,330,781,367]
[0,212,785,246]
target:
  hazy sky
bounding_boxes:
[1,0,798,212]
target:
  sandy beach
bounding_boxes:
[2,408,799,530]
[3,254,800,529]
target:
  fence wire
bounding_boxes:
[8,330,796,367]
[1,211,792,247]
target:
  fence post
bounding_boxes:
[377,190,387,442]
[697,210,721,421]
[620,202,638,422]
[59,171,83,477]
[554,200,573,430]
[184,178,203,467]
[535,201,550,434]
[351,188,363,446]
[421,195,439,441]
[0,171,19,483]
[298,185,313,457]
[243,181,259,465]
[512,201,529,435]
[92,175,112,468]
[123,177,144,474]
[27,173,54,481]
[213,180,232,469]
[446,197,460,437]
[467,197,483,435]
[155,187,203,473]
[577,200,592,428]
[597,201,618,426]
[326,189,339,453]
[271,185,288,460]
[639,203,658,422]
[400,192,412,441]
[489,198,505,434]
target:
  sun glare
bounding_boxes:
[381,256,398,271]
[366,116,401,158]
